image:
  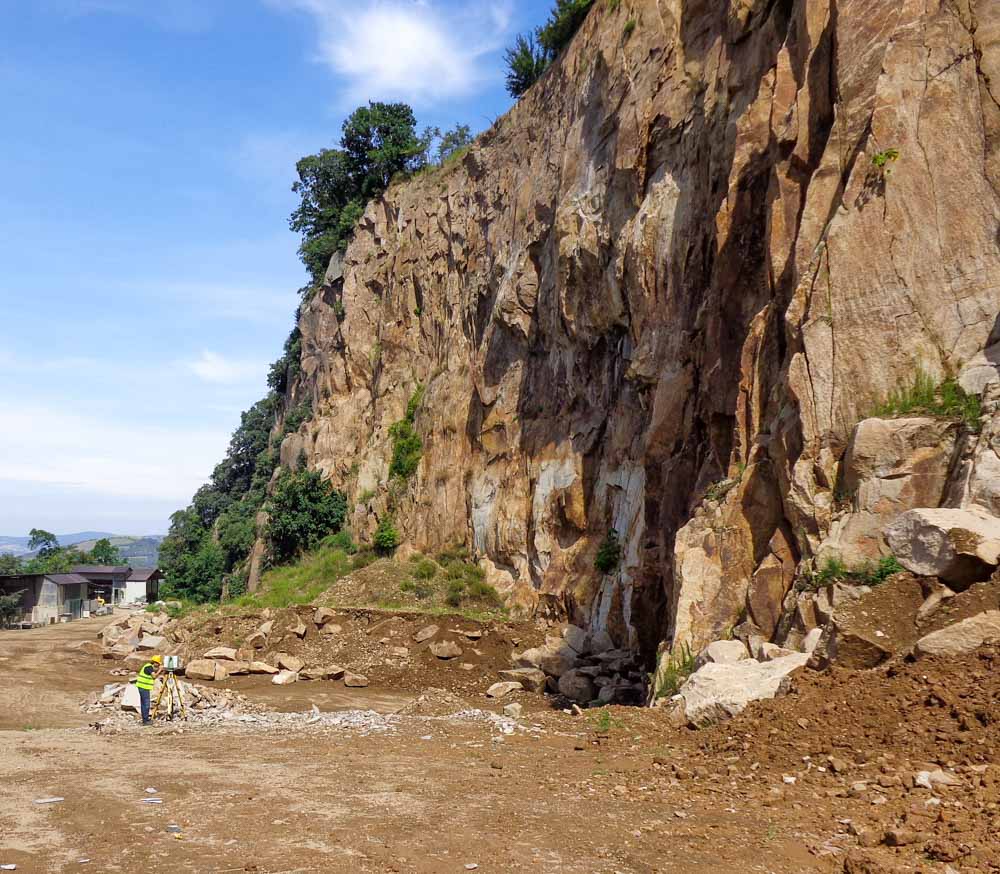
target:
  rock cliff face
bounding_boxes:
[278,0,1000,665]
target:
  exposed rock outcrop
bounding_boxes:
[277,0,1000,665]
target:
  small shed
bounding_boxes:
[125,568,162,604]
[0,573,92,626]
[70,566,131,605]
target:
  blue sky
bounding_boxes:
[0,0,546,536]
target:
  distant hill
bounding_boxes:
[0,533,164,566]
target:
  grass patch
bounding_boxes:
[235,544,353,609]
[589,708,623,733]
[351,549,378,570]
[796,554,905,592]
[872,370,981,430]
[652,642,695,700]
[357,488,377,505]
[412,558,439,580]
[435,544,470,566]
[444,561,500,608]
[622,18,636,38]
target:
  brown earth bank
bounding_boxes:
[2,617,999,873]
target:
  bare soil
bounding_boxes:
[1,616,998,873]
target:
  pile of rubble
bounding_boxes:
[176,608,370,688]
[79,609,176,665]
[482,623,646,707]
[82,677,264,725]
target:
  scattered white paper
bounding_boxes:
[33,797,64,805]
[1,864,17,870]
[140,798,163,804]
[145,787,157,794]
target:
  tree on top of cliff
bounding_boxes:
[291,102,425,283]
[504,0,595,98]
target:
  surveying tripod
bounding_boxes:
[151,670,187,720]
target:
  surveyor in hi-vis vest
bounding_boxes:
[134,654,163,726]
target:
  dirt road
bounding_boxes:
[0,618,839,873]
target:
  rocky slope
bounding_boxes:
[272,0,1000,668]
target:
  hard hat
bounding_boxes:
[150,655,163,664]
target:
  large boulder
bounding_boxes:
[246,631,268,650]
[276,653,304,673]
[557,669,595,704]
[486,681,522,698]
[203,647,238,661]
[344,672,369,687]
[250,661,278,674]
[182,659,218,681]
[413,625,439,643]
[914,611,1000,657]
[137,635,165,651]
[429,640,462,660]
[271,670,299,685]
[120,683,141,713]
[676,653,809,726]
[886,508,1000,587]
[313,607,337,626]
[513,637,579,678]
[693,640,749,670]
[820,418,958,565]
[497,667,547,693]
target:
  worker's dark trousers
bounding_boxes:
[139,688,151,724]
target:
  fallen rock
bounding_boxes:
[323,665,346,680]
[271,670,298,685]
[120,683,141,713]
[503,702,523,719]
[757,642,796,662]
[319,623,343,637]
[561,625,590,655]
[276,654,304,673]
[203,647,238,661]
[226,661,250,676]
[137,635,165,651]
[886,508,1000,587]
[249,661,278,675]
[694,639,749,670]
[390,646,409,658]
[183,659,218,681]
[589,630,615,654]
[344,672,369,688]
[313,607,337,626]
[676,653,809,726]
[913,611,1000,657]
[413,624,439,643]
[292,622,308,639]
[258,620,274,636]
[513,641,578,678]
[430,640,463,659]
[802,627,823,654]
[498,667,547,693]
[246,632,267,650]
[557,669,596,704]
[486,681,522,698]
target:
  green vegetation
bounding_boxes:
[389,385,425,481]
[594,529,622,574]
[373,516,400,555]
[504,0,596,98]
[622,18,637,38]
[356,488,377,505]
[282,399,313,437]
[872,370,982,430]
[235,544,354,610]
[0,553,20,574]
[653,642,696,700]
[0,530,132,578]
[871,147,900,175]
[265,468,348,566]
[589,708,623,733]
[797,554,905,592]
[412,558,438,580]
[0,589,25,627]
[504,34,549,98]
[444,560,499,608]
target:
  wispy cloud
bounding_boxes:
[187,350,267,385]
[0,402,229,503]
[267,0,514,105]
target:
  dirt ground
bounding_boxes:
[1,616,997,873]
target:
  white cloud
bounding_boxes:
[268,0,513,105]
[0,402,229,504]
[187,350,266,385]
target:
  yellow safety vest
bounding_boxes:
[135,663,156,691]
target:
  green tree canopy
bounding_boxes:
[0,553,21,575]
[28,529,58,557]
[504,34,549,98]
[265,469,347,566]
[88,538,123,565]
[290,102,427,283]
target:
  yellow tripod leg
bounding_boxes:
[151,680,167,720]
